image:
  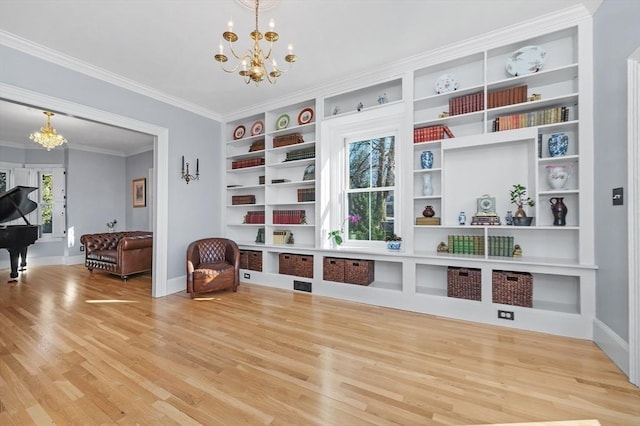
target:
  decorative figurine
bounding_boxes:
[437,241,449,253]
[513,244,522,258]
[377,93,388,104]
[332,106,341,115]
[357,102,364,112]
[438,111,450,118]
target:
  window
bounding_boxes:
[8,164,66,238]
[345,135,396,242]
[0,169,9,193]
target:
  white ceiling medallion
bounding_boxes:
[235,0,280,11]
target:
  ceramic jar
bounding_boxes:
[550,197,568,226]
[423,205,435,217]
[420,151,434,169]
[546,164,573,190]
[505,210,514,225]
[548,133,569,157]
[422,174,433,196]
[458,211,466,225]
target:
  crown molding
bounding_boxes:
[0,30,222,122]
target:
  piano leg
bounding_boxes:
[18,247,28,271]
[8,249,20,282]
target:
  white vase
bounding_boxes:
[422,173,433,196]
[546,164,572,190]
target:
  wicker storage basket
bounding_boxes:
[447,267,481,301]
[344,259,374,285]
[247,250,263,271]
[239,250,249,269]
[294,255,314,278]
[273,133,304,148]
[323,257,345,282]
[279,253,296,275]
[492,270,533,307]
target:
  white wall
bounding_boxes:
[593,0,640,342]
[0,44,223,280]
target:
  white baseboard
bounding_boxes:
[593,318,629,376]
[0,255,85,270]
[167,275,186,295]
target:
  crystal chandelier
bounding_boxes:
[29,111,67,151]
[214,0,296,85]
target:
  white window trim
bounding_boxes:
[319,103,405,250]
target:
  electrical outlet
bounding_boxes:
[498,310,515,320]
[243,273,250,279]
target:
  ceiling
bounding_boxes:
[0,0,602,156]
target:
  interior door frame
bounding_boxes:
[0,83,169,297]
[628,47,640,387]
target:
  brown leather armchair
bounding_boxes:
[186,238,240,298]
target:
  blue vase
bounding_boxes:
[548,133,568,157]
[420,151,434,169]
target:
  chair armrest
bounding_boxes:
[119,235,153,251]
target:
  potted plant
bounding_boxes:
[384,233,402,250]
[328,214,360,247]
[509,184,535,226]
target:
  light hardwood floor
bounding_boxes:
[0,265,638,425]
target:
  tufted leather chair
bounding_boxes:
[186,238,240,298]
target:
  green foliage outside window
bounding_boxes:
[41,174,53,234]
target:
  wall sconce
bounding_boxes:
[181,156,199,184]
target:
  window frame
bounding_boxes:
[320,104,405,250]
[343,133,397,245]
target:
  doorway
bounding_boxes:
[0,82,169,297]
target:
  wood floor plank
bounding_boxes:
[0,264,638,425]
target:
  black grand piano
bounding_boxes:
[0,186,40,282]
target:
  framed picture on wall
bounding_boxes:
[132,178,146,208]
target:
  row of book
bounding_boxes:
[297,188,315,202]
[447,235,485,255]
[492,106,569,132]
[487,85,528,109]
[244,210,265,224]
[487,236,515,257]
[231,157,265,169]
[446,235,515,257]
[449,92,484,116]
[414,125,454,143]
[273,209,306,224]
[285,147,315,162]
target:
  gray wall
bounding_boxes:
[0,44,222,280]
[66,149,126,257]
[594,0,640,342]
[126,150,153,232]
[0,146,150,261]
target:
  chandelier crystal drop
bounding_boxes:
[29,111,67,151]
[214,0,296,85]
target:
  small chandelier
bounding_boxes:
[29,111,67,151]
[214,0,296,85]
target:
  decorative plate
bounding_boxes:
[233,125,246,140]
[297,108,314,125]
[505,45,546,77]
[276,114,290,130]
[434,74,459,94]
[302,164,315,181]
[250,120,264,136]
